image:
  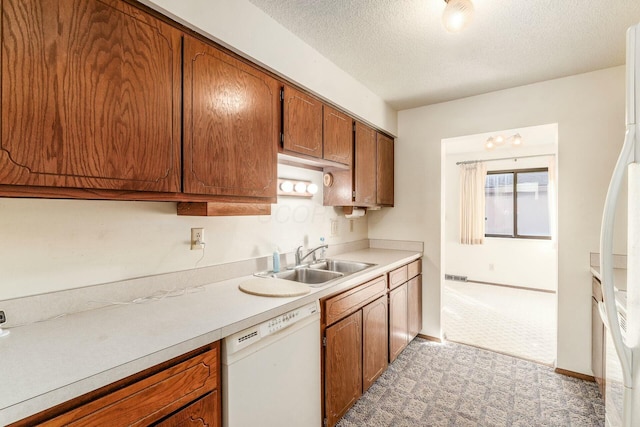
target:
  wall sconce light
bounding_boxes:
[485,133,523,150]
[278,178,318,197]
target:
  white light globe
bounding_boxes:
[442,0,474,33]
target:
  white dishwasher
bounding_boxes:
[222,301,321,427]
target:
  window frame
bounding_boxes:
[485,167,551,240]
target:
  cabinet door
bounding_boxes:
[376,133,394,206]
[325,311,362,427]
[323,106,352,165]
[1,0,182,192]
[183,36,278,198]
[154,391,219,427]
[407,275,422,341]
[282,85,323,158]
[389,283,408,362]
[362,296,388,392]
[354,122,377,205]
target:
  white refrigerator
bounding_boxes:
[600,22,640,427]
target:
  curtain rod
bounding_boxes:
[456,153,555,166]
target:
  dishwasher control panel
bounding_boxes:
[225,301,319,355]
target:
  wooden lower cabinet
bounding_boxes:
[12,343,221,427]
[154,391,218,427]
[408,275,422,341]
[362,295,388,392]
[325,311,363,427]
[389,283,409,362]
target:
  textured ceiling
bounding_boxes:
[247,0,640,110]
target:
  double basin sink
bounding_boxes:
[255,259,376,287]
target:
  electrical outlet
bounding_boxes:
[191,228,205,250]
[330,220,338,237]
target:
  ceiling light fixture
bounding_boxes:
[484,133,523,150]
[442,0,474,33]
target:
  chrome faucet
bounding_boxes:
[295,244,329,266]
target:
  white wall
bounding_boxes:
[445,142,557,292]
[0,165,368,300]
[140,0,398,136]
[368,66,627,375]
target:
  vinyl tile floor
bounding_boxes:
[442,281,557,365]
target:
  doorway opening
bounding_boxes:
[440,123,558,365]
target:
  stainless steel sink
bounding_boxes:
[308,259,376,275]
[253,259,375,287]
[255,268,343,286]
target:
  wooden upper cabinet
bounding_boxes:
[282,85,323,158]
[323,106,352,166]
[354,122,377,205]
[0,0,182,192]
[182,36,278,198]
[376,133,394,206]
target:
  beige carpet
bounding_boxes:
[442,281,557,365]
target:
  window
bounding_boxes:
[485,168,551,239]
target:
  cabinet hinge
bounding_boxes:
[322,337,327,347]
[280,88,284,101]
[352,190,356,199]
[281,133,284,144]
[353,123,356,132]
[323,418,328,426]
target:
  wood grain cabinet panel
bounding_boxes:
[407,259,422,280]
[325,311,362,427]
[389,283,409,362]
[323,105,353,165]
[0,0,182,192]
[39,345,219,427]
[362,295,388,392]
[376,132,394,206]
[283,85,323,158]
[407,275,422,341]
[183,36,278,198]
[324,275,387,326]
[354,122,377,205]
[154,391,219,427]
[388,265,408,290]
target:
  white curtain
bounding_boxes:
[459,162,487,245]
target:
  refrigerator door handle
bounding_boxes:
[600,125,635,389]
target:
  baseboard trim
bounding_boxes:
[464,279,556,294]
[417,334,442,343]
[554,368,595,382]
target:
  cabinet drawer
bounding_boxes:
[388,265,408,290]
[154,391,219,427]
[407,259,422,280]
[325,276,387,326]
[43,347,219,427]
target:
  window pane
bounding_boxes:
[485,173,514,236]
[517,171,550,237]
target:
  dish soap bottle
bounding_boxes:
[319,237,326,260]
[273,247,281,273]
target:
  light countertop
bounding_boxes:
[0,248,421,425]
